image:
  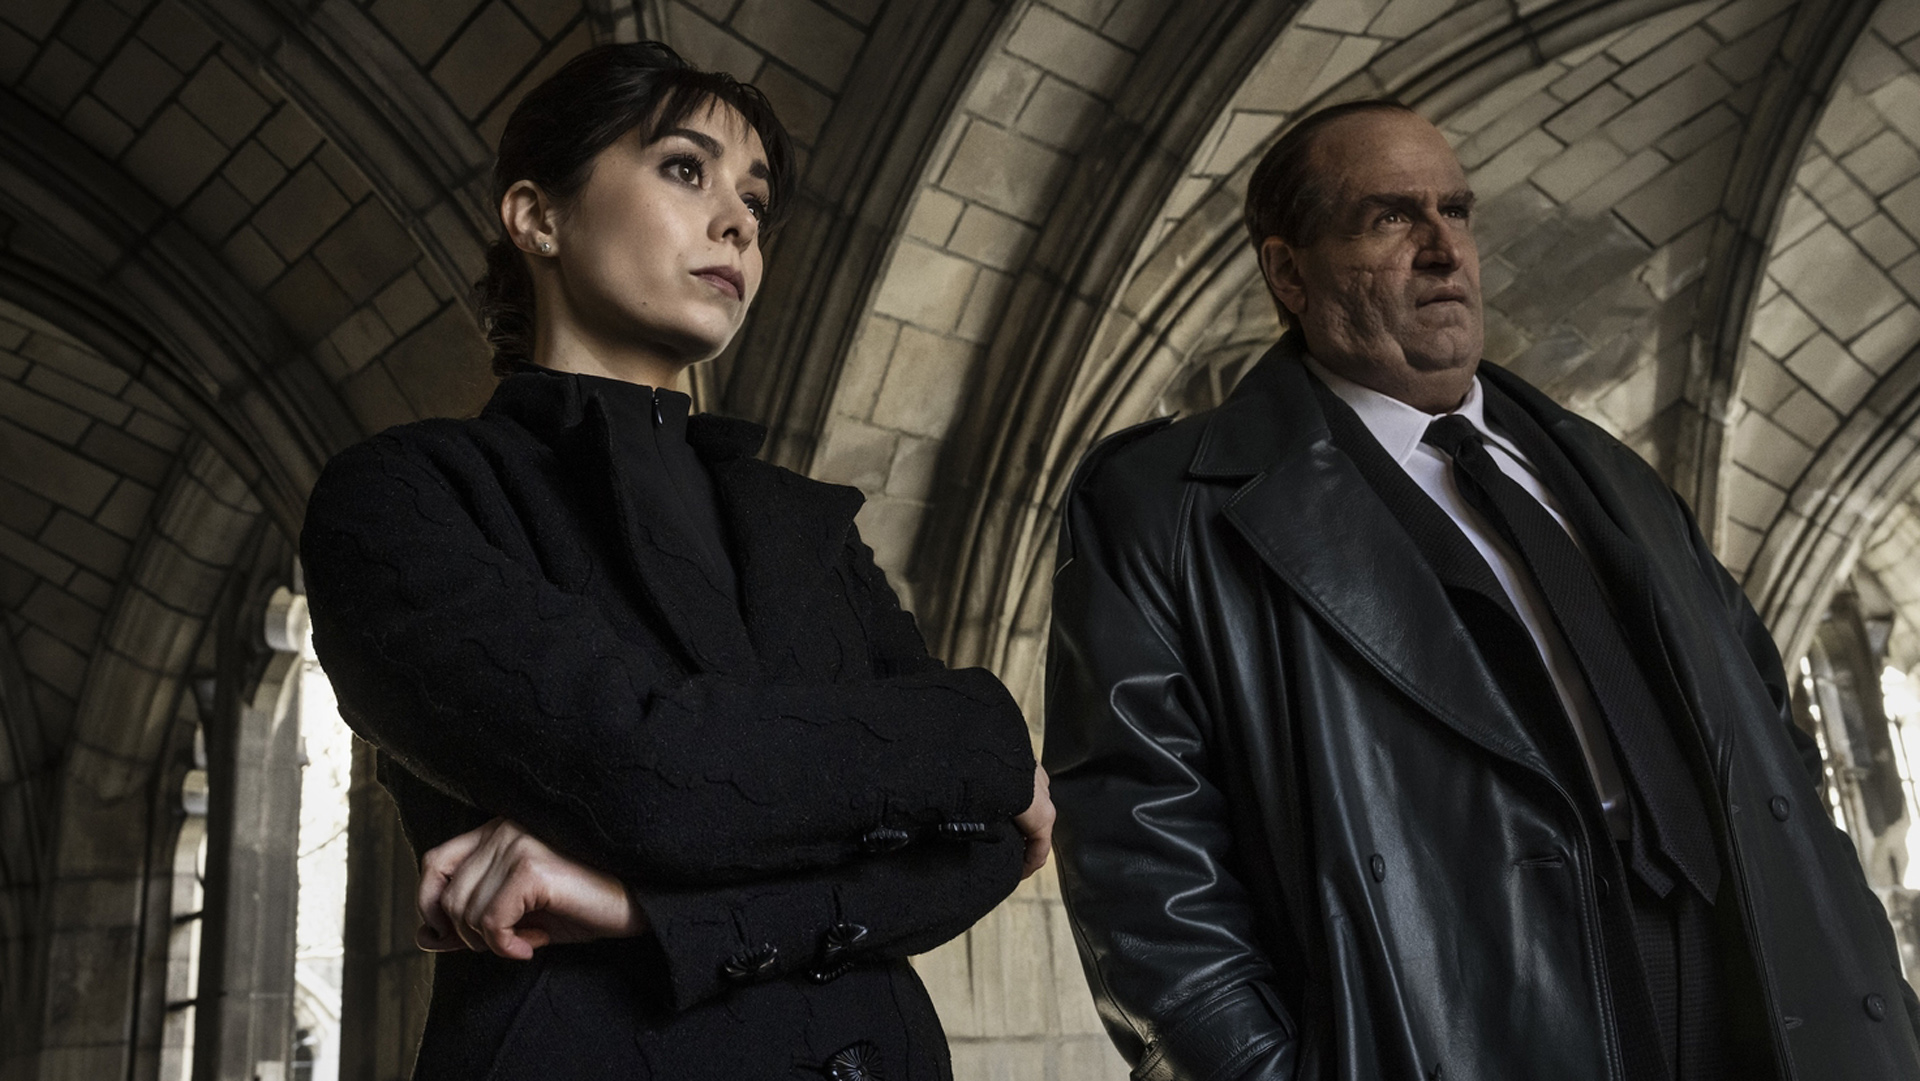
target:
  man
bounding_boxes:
[1045,99,1920,1081]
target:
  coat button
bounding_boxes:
[810,921,872,982]
[1770,796,1791,821]
[1866,993,1887,1021]
[721,943,779,983]
[825,1040,883,1081]
[862,827,910,853]
[935,820,989,840]
[1369,854,1386,882]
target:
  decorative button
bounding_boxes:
[1770,796,1791,821]
[1866,992,1888,1021]
[824,921,871,955]
[1369,854,1386,882]
[935,820,989,840]
[808,959,855,984]
[825,1040,883,1081]
[862,827,910,853]
[721,943,779,983]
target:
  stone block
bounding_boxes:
[905,189,965,246]
[120,104,227,208]
[1842,131,1920,198]
[1236,27,1340,117]
[1705,0,1794,42]
[1852,303,1920,374]
[314,140,373,203]
[1769,387,1840,449]
[383,306,493,419]
[1565,147,1669,218]
[1815,81,1882,159]
[948,205,1036,271]
[1016,74,1104,152]
[1604,63,1732,153]
[22,40,91,117]
[1784,331,1875,413]
[1005,4,1132,97]
[66,568,112,610]
[1532,135,1627,203]
[1656,102,1737,161]
[663,2,763,78]
[1731,406,1812,489]
[182,175,252,244]
[752,59,831,145]
[124,409,185,453]
[885,435,941,501]
[1773,223,1905,341]
[17,623,88,698]
[832,317,899,419]
[810,418,895,493]
[914,933,978,1036]
[80,424,172,487]
[508,0,575,38]
[1750,291,1819,360]
[220,225,286,292]
[433,2,540,120]
[1884,175,1920,238]
[966,53,1043,127]
[949,1038,1048,1081]
[94,479,155,541]
[252,162,352,263]
[941,121,1070,224]
[1607,0,1717,65]
[255,105,324,169]
[138,0,218,71]
[325,307,396,377]
[0,472,53,538]
[869,326,974,441]
[178,54,271,147]
[1297,0,1391,34]
[313,199,420,304]
[1101,0,1161,50]
[372,0,479,65]
[851,493,925,583]
[22,580,102,650]
[1367,0,1460,39]
[1302,34,1383,104]
[1616,26,1718,99]
[1544,83,1630,146]
[91,39,177,129]
[1801,153,1878,229]
[40,510,131,590]
[222,140,288,205]
[872,240,979,332]
[0,378,90,444]
[1723,463,1786,531]
[1853,213,1918,269]
[1710,15,1786,87]
[1467,129,1562,200]
[954,268,1014,344]
[1870,77,1920,153]
[0,418,119,516]
[64,94,136,159]
[373,272,441,338]
[265,257,354,345]
[732,0,863,92]
[1618,128,1737,246]
[1552,54,1619,104]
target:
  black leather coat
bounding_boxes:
[302,367,1034,1080]
[1045,336,1920,1081]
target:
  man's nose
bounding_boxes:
[1414,218,1463,270]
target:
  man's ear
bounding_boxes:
[1259,236,1307,321]
[501,180,559,257]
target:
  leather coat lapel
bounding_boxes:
[1198,339,1556,779]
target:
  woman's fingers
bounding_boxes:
[416,824,488,950]
[1014,764,1056,879]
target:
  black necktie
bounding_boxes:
[1423,414,1720,902]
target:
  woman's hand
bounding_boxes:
[1015,763,1055,879]
[416,817,647,960]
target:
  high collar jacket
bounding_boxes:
[1044,335,1920,1081]
[301,367,1034,1080]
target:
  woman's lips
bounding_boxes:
[693,267,743,300]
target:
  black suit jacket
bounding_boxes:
[302,366,1034,1079]
[1045,333,1920,1081]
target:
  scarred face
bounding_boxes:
[1261,110,1483,412]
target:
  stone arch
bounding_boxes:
[1732,1,1920,660]
[0,618,50,1073]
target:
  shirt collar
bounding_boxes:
[1301,352,1497,466]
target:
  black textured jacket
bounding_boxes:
[301,367,1034,1080]
[1045,335,1920,1081]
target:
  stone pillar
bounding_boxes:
[337,739,431,1081]
[194,589,307,1081]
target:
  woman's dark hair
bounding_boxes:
[476,41,795,374]
[1244,99,1416,330]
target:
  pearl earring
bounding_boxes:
[539,241,552,253]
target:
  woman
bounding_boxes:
[301,42,1049,1080]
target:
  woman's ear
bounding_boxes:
[1259,235,1307,321]
[502,181,559,258]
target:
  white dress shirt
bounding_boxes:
[1304,355,1631,837]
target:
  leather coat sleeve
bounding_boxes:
[299,437,1034,888]
[1044,459,1298,1081]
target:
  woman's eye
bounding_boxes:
[665,157,703,184]
[744,196,769,223]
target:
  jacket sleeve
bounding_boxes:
[1044,450,1298,1081]
[635,818,1024,1009]
[299,436,1035,888]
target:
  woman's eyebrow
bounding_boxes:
[656,126,770,181]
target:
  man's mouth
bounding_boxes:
[693,266,744,300]
[1418,288,1467,306]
